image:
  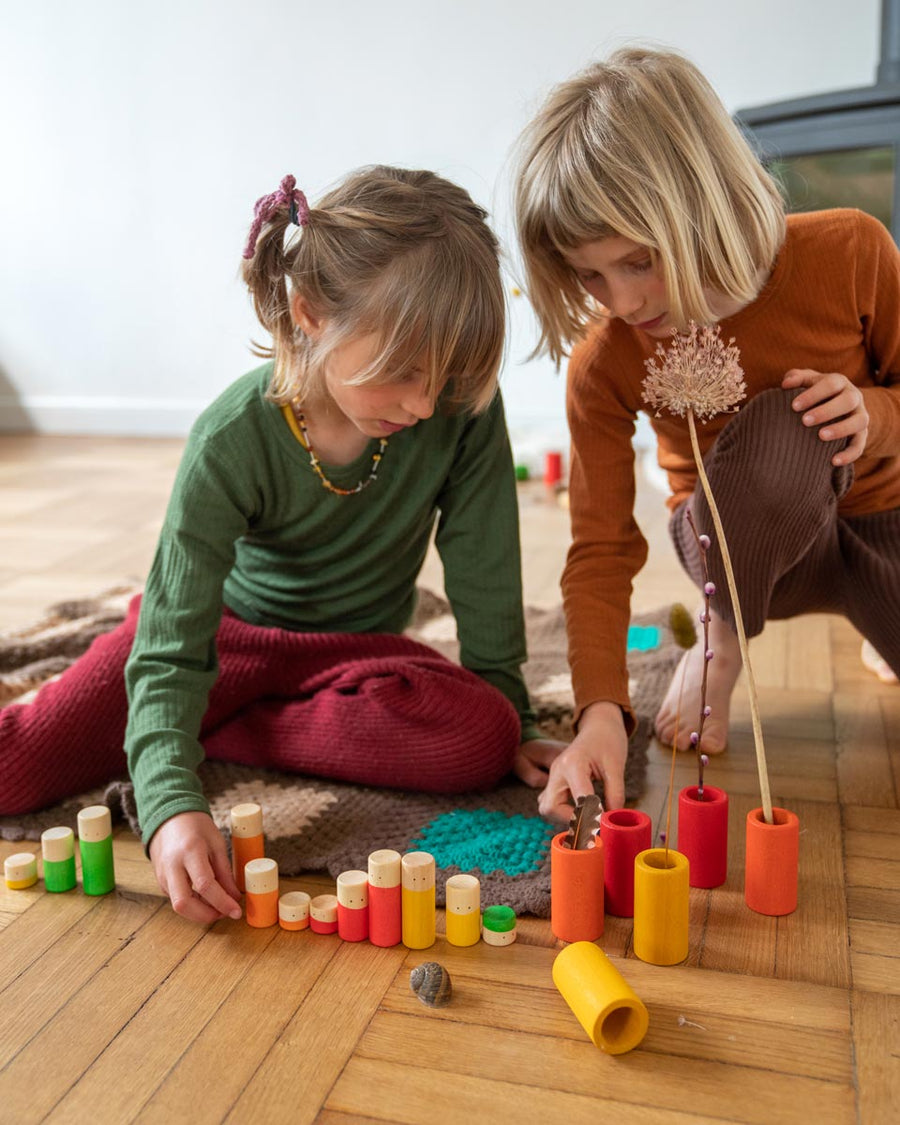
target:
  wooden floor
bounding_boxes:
[1,433,898,1124]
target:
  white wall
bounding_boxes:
[0,0,882,455]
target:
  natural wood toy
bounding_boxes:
[244,858,279,928]
[633,848,690,965]
[410,961,452,1008]
[278,891,311,931]
[599,809,651,917]
[230,802,264,894]
[444,873,481,947]
[550,794,604,943]
[336,870,369,942]
[552,941,649,1054]
[401,851,435,950]
[481,904,517,946]
[41,826,77,893]
[4,853,38,890]
[367,849,402,947]
[309,893,339,934]
[77,805,115,896]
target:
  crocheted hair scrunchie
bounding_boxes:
[242,174,310,259]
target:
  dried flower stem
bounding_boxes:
[687,409,773,823]
[685,509,712,788]
[663,656,688,865]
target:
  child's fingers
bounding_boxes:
[184,849,242,921]
[166,862,227,925]
[199,821,242,904]
[832,429,868,466]
[513,754,550,789]
[599,768,625,812]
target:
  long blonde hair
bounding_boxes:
[514,47,786,364]
[242,166,504,413]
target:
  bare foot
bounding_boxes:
[861,640,899,684]
[655,607,743,752]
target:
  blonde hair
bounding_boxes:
[514,46,786,364]
[242,166,504,413]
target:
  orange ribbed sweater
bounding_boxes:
[564,209,900,730]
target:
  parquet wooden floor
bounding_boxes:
[0,433,897,1123]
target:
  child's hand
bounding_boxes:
[513,737,569,788]
[536,701,628,822]
[782,369,869,466]
[148,811,243,925]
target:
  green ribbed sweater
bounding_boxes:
[125,365,538,842]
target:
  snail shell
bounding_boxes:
[410,961,452,1007]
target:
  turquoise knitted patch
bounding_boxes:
[411,809,554,876]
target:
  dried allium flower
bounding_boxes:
[642,323,746,421]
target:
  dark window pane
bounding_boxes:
[770,146,894,229]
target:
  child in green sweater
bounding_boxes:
[1,166,565,922]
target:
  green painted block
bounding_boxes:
[79,837,115,895]
[44,855,77,893]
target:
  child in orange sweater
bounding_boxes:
[513,47,900,820]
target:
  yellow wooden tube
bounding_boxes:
[401,852,435,949]
[633,848,690,966]
[552,941,649,1054]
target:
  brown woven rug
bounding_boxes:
[0,587,687,917]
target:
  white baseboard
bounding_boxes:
[0,395,207,437]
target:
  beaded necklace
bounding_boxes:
[294,407,388,496]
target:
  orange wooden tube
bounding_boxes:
[744,806,799,916]
[231,803,264,894]
[244,858,279,928]
[550,831,604,943]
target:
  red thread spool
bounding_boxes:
[677,785,729,888]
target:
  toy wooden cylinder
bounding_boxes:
[368,849,402,947]
[550,831,604,943]
[278,891,310,931]
[337,870,369,942]
[401,852,435,950]
[677,786,729,889]
[633,848,689,965]
[230,803,264,894]
[599,809,652,917]
[482,904,517,946]
[445,873,481,947]
[744,806,800,916]
[552,941,649,1054]
[244,858,279,928]
[309,894,339,934]
[41,827,77,893]
[544,450,563,487]
[4,853,38,890]
[77,806,115,896]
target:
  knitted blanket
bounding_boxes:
[0,587,687,917]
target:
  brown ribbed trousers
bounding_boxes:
[670,388,900,677]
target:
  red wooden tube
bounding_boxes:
[677,785,728,889]
[599,809,651,917]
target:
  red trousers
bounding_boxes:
[671,388,900,676]
[0,596,520,816]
